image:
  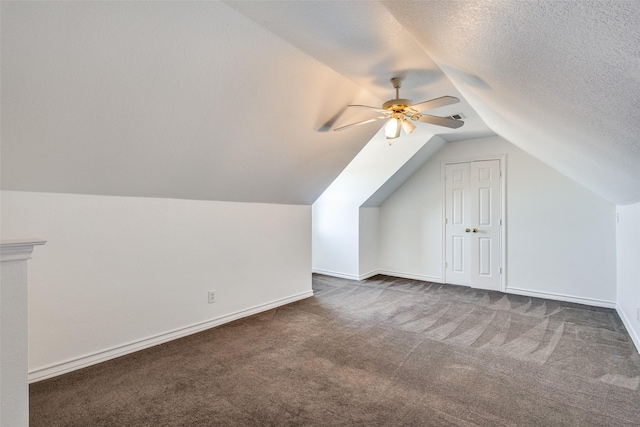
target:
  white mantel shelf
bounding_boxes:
[0,238,47,260]
[1,238,46,427]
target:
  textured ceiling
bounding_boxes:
[383,1,640,204]
[2,1,639,205]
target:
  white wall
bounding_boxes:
[0,191,312,381]
[312,131,444,279]
[359,207,379,278]
[312,202,360,278]
[379,136,617,306]
[616,202,640,351]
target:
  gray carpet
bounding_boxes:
[30,274,640,426]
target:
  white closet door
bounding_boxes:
[469,160,501,291]
[445,160,502,291]
[445,162,471,286]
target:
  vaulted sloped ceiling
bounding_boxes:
[0,2,382,205]
[2,1,639,205]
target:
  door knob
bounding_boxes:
[465,228,471,233]
[472,228,478,233]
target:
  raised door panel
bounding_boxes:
[445,163,470,286]
[469,160,501,291]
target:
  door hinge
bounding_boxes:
[500,219,502,225]
[445,218,448,224]
[500,267,503,274]
[445,262,448,268]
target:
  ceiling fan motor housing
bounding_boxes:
[382,98,412,112]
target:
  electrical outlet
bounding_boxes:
[208,290,216,304]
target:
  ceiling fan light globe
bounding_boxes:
[385,118,402,139]
[384,120,397,138]
[402,119,416,135]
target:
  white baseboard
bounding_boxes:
[359,270,380,280]
[312,269,379,281]
[311,269,380,281]
[506,287,616,309]
[377,270,444,283]
[617,305,640,353]
[312,269,360,281]
[313,268,444,284]
[28,290,314,383]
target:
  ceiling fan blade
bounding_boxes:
[401,119,416,135]
[347,104,387,113]
[409,96,460,113]
[413,114,464,129]
[333,116,386,132]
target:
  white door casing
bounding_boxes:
[444,159,503,291]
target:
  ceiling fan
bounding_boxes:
[334,77,464,140]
